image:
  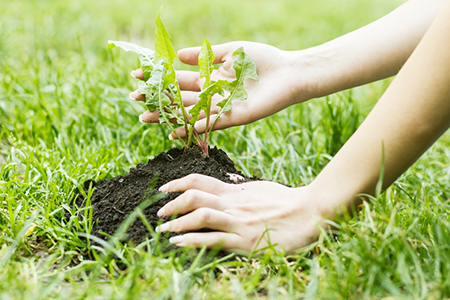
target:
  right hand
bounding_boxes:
[155,173,328,254]
[130,41,315,138]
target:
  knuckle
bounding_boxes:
[197,208,212,224]
[195,76,201,88]
[184,190,198,206]
[185,234,201,246]
[186,173,201,186]
[242,217,257,226]
[170,221,182,232]
[215,234,225,246]
[249,235,259,247]
[164,203,173,215]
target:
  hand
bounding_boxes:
[155,174,328,254]
[130,41,315,138]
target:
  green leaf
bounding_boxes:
[140,55,154,81]
[189,81,226,126]
[217,47,258,113]
[108,40,155,81]
[108,12,187,147]
[198,39,214,89]
[232,47,258,82]
[154,10,182,105]
[189,38,216,128]
[108,40,154,59]
[138,61,171,115]
[154,10,177,65]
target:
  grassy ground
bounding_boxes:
[1,0,450,298]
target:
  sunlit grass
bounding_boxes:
[2,0,450,298]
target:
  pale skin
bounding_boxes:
[129,0,450,253]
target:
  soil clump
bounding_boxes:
[71,146,257,245]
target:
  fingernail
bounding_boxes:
[168,133,174,140]
[155,223,169,233]
[139,114,144,123]
[159,183,169,193]
[130,70,137,78]
[169,235,184,244]
[129,92,135,100]
[157,207,165,217]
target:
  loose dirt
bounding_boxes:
[71,146,257,245]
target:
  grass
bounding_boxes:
[2,0,450,298]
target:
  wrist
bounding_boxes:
[286,36,399,102]
[286,42,357,101]
[277,49,325,105]
[307,174,366,220]
[290,185,332,242]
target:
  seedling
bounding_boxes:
[108,10,258,156]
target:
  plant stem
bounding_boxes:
[159,96,186,147]
[204,94,212,153]
[167,85,190,146]
[208,103,228,141]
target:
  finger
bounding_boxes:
[159,173,232,195]
[131,81,201,107]
[131,68,144,80]
[169,232,244,251]
[139,110,159,123]
[177,43,234,65]
[177,71,201,91]
[170,126,188,140]
[181,91,200,107]
[157,189,224,217]
[139,110,179,124]
[129,90,145,102]
[156,207,236,233]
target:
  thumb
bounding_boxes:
[178,42,234,65]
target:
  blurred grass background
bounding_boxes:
[2,0,450,299]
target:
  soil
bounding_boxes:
[70,146,257,248]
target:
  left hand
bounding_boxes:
[155,174,327,254]
[131,41,317,135]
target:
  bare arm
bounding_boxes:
[297,0,447,100]
[135,0,446,138]
[154,0,450,253]
[312,0,450,215]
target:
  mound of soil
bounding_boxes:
[71,146,257,245]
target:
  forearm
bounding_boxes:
[309,0,450,215]
[290,0,446,101]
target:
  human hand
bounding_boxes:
[154,174,328,254]
[130,41,315,138]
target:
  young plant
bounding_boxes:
[108,11,258,156]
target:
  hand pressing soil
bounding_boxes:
[69,146,258,246]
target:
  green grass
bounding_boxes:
[2,0,450,298]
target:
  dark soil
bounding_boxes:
[71,146,257,247]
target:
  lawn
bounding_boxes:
[1,0,450,298]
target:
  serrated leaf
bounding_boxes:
[108,40,155,81]
[216,47,258,113]
[188,39,216,127]
[154,10,182,106]
[162,107,181,124]
[137,81,157,111]
[155,10,182,98]
[140,55,154,81]
[108,40,154,60]
[232,47,258,82]
[108,13,187,147]
[138,61,171,114]
[198,39,214,89]
[189,80,227,126]
[154,10,177,65]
